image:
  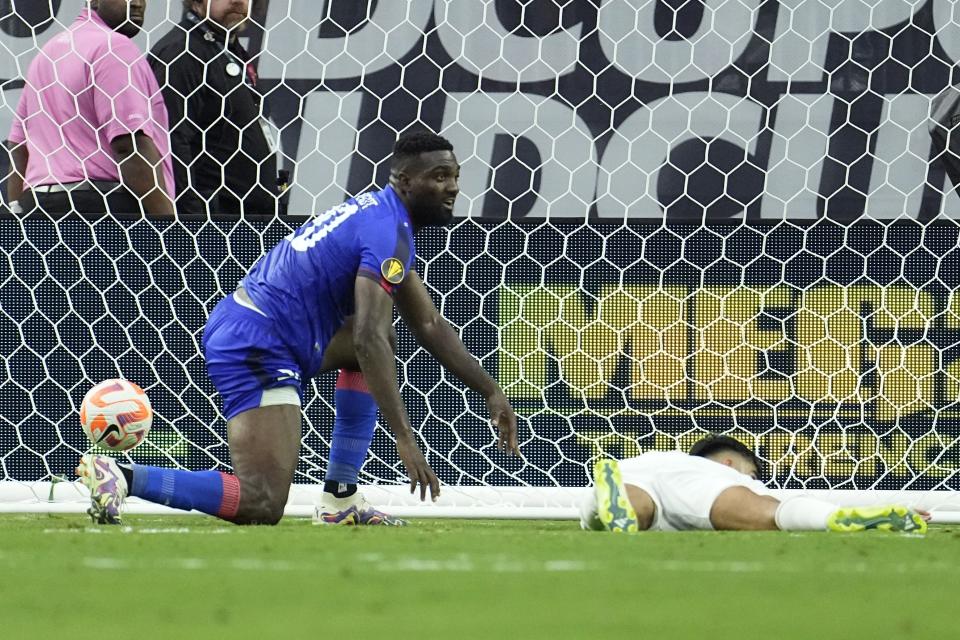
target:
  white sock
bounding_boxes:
[774,496,837,531]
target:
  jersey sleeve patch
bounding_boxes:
[380,257,406,285]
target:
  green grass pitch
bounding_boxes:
[0,514,955,639]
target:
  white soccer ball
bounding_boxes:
[80,379,153,451]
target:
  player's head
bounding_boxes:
[689,434,764,480]
[389,131,459,228]
[187,0,251,32]
[90,0,145,37]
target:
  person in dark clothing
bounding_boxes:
[150,0,279,216]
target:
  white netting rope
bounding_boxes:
[0,2,959,514]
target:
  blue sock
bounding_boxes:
[325,369,377,486]
[129,465,240,520]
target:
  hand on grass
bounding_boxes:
[396,432,440,502]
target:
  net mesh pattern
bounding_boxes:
[1,1,959,495]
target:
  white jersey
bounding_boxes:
[583,451,775,531]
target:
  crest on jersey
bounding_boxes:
[381,258,405,284]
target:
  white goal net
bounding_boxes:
[2,0,960,519]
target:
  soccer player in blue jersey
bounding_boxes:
[76,132,519,525]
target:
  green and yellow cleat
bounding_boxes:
[593,459,639,533]
[827,505,927,534]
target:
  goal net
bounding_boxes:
[2,0,960,519]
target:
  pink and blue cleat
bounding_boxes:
[313,493,406,526]
[75,454,128,525]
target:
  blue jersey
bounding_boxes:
[240,185,415,377]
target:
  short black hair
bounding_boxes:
[184,1,267,15]
[689,434,764,477]
[391,131,454,171]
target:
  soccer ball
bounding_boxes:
[80,379,153,451]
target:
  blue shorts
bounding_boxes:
[203,294,304,420]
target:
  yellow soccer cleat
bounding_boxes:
[827,505,927,534]
[593,459,639,533]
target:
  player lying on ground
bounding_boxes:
[581,435,928,534]
[77,131,519,525]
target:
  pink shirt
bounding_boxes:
[8,9,174,196]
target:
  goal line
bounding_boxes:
[3,482,960,525]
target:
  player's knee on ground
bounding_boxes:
[232,477,288,525]
[709,486,779,531]
[625,484,655,530]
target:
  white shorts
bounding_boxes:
[581,450,775,531]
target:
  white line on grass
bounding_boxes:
[43,527,239,535]
[83,557,129,570]
[544,560,590,571]
[229,559,298,571]
[76,554,597,573]
[650,560,768,573]
[127,527,238,535]
[366,555,595,573]
[639,559,949,574]
[70,555,960,575]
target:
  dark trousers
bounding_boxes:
[19,187,143,216]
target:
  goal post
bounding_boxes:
[2,2,960,521]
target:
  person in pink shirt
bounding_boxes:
[6,0,174,217]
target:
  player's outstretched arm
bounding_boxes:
[395,271,519,454]
[354,276,440,500]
